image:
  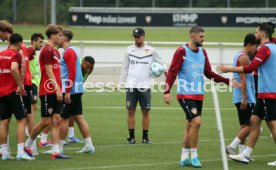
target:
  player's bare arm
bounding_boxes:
[11,61,24,95]
[45,64,63,102]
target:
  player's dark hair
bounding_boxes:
[244,33,257,47]
[257,22,275,35]
[62,30,73,41]
[259,22,273,38]
[45,24,62,38]
[10,33,23,45]
[267,22,275,34]
[189,26,205,34]
[84,56,95,64]
[31,33,44,42]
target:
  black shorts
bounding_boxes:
[0,92,27,120]
[235,103,255,125]
[40,94,63,117]
[61,93,83,119]
[23,85,32,114]
[126,88,151,111]
[253,98,276,121]
[178,99,203,121]
[31,84,38,104]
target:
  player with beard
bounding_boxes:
[119,27,167,144]
[164,26,236,168]
[217,23,276,166]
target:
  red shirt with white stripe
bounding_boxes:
[0,49,22,96]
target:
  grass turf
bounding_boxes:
[2,88,275,170]
[9,25,256,42]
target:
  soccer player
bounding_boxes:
[67,56,95,143]
[25,24,70,159]
[217,22,276,165]
[28,33,44,121]
[21,36,38,156]
[58,30,95,154]
[226,33,258,156]
[0,20,26,157]
[0,33,34,160]
[119,27,167,144]
[253,22,276,99]
[163,27,233,168]
[27,33,53,148]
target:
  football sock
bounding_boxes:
[68,127,75,138]
[59,140,66,152]
[129,129,135,139]
[84,137,94,148]
[242,146,253,158]
[52,144,60,154]
[17,143,24,155]
[181,148,190,160]
[143,129,148,139]
[41,133,48,143]
[190,148,198,159]
[238,144,246,154]
[229,137,241,149]
[25,138,34,148]
[1,144,8,157]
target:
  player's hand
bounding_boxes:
[240,98,247,110]
[216,65,230,74]
[16,84,24,95]
[164,71,168,77]
[230,78,241,88]
[64,93,71,104]
[163,93,171,105]
[56,89,63,102]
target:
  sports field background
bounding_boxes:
[2,26,256,42]
[2,26,275,170]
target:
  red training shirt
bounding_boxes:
[0,49,22,96]
[39,44,62,96]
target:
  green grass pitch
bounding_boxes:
[2,88,275,170]
[10,25,256,43]
[1,26,274,169]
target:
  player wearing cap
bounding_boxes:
[119,27,167,144]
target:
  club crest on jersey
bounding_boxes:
[191,108,197,115]
[48,108,53,115]
[145,49,150,54]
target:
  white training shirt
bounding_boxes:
[119,44,166,88]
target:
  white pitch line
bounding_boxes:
[55,154,276,170]
[61,136,269,151]
[36,106,236,110]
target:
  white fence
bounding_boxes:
[0,40,241,82]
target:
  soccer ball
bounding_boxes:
[151,62,164,77]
